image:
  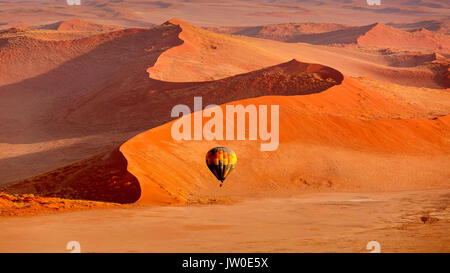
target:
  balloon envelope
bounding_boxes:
[205,147,237,184]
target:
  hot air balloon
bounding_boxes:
[205,147,237,187]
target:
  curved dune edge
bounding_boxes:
[145,19,449,88]
[2,148,141,204]
[3,60,450,207]
[121,77,450,205]
[1,19,449,213]
[206,22,450,51]
[1,59,344,206]
[146,18,284,82]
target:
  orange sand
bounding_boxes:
[0,192,120,217]
[0,19,449,225]
[0,8,448,253]
[0,190,448,252]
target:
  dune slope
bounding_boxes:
[120,77,450,205]
[37,18,123,32]
[7,60,449,205]
[151,19,449,88]
[0,21,184,183]
[1,19,449,205]
[207,22,450,51]
[3,59,345,203]
[4,148,141,204]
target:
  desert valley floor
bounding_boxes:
[0,190,449,253]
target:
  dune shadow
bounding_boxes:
[2,147,141,204]
[0,23,344,203]
[1,59,344,203]
[0,23,184,144]
[0,23,343,146]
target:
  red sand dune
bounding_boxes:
[4,148,141,204]
[0,0,448,28]
[147,19,282,82]
[1,19,449,208]
[0,18,446,105]
[2,59,344,202]
[0,21,184,183]
[205,23,350,42]
[0,24,174,86]
[0,3,449,253]
[357,24,450,51]
[150,19,449,88]
[120,78,450,205]
[4,60,450,205]
[208,22,450,52]
[0,23,184,132]
[388,19,450,35]
[65,59,343,130]
[37,18,123,32]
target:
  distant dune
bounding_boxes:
[35,18,124,32]
[149,19,449,88]
[388,18,450,35]
[0,0,448,28]
[207,22,450,52]
[357,23,450,51]
[205,23,350,42]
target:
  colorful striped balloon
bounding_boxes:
[205,147,237,186]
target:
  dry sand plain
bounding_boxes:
[0,190,448,253]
